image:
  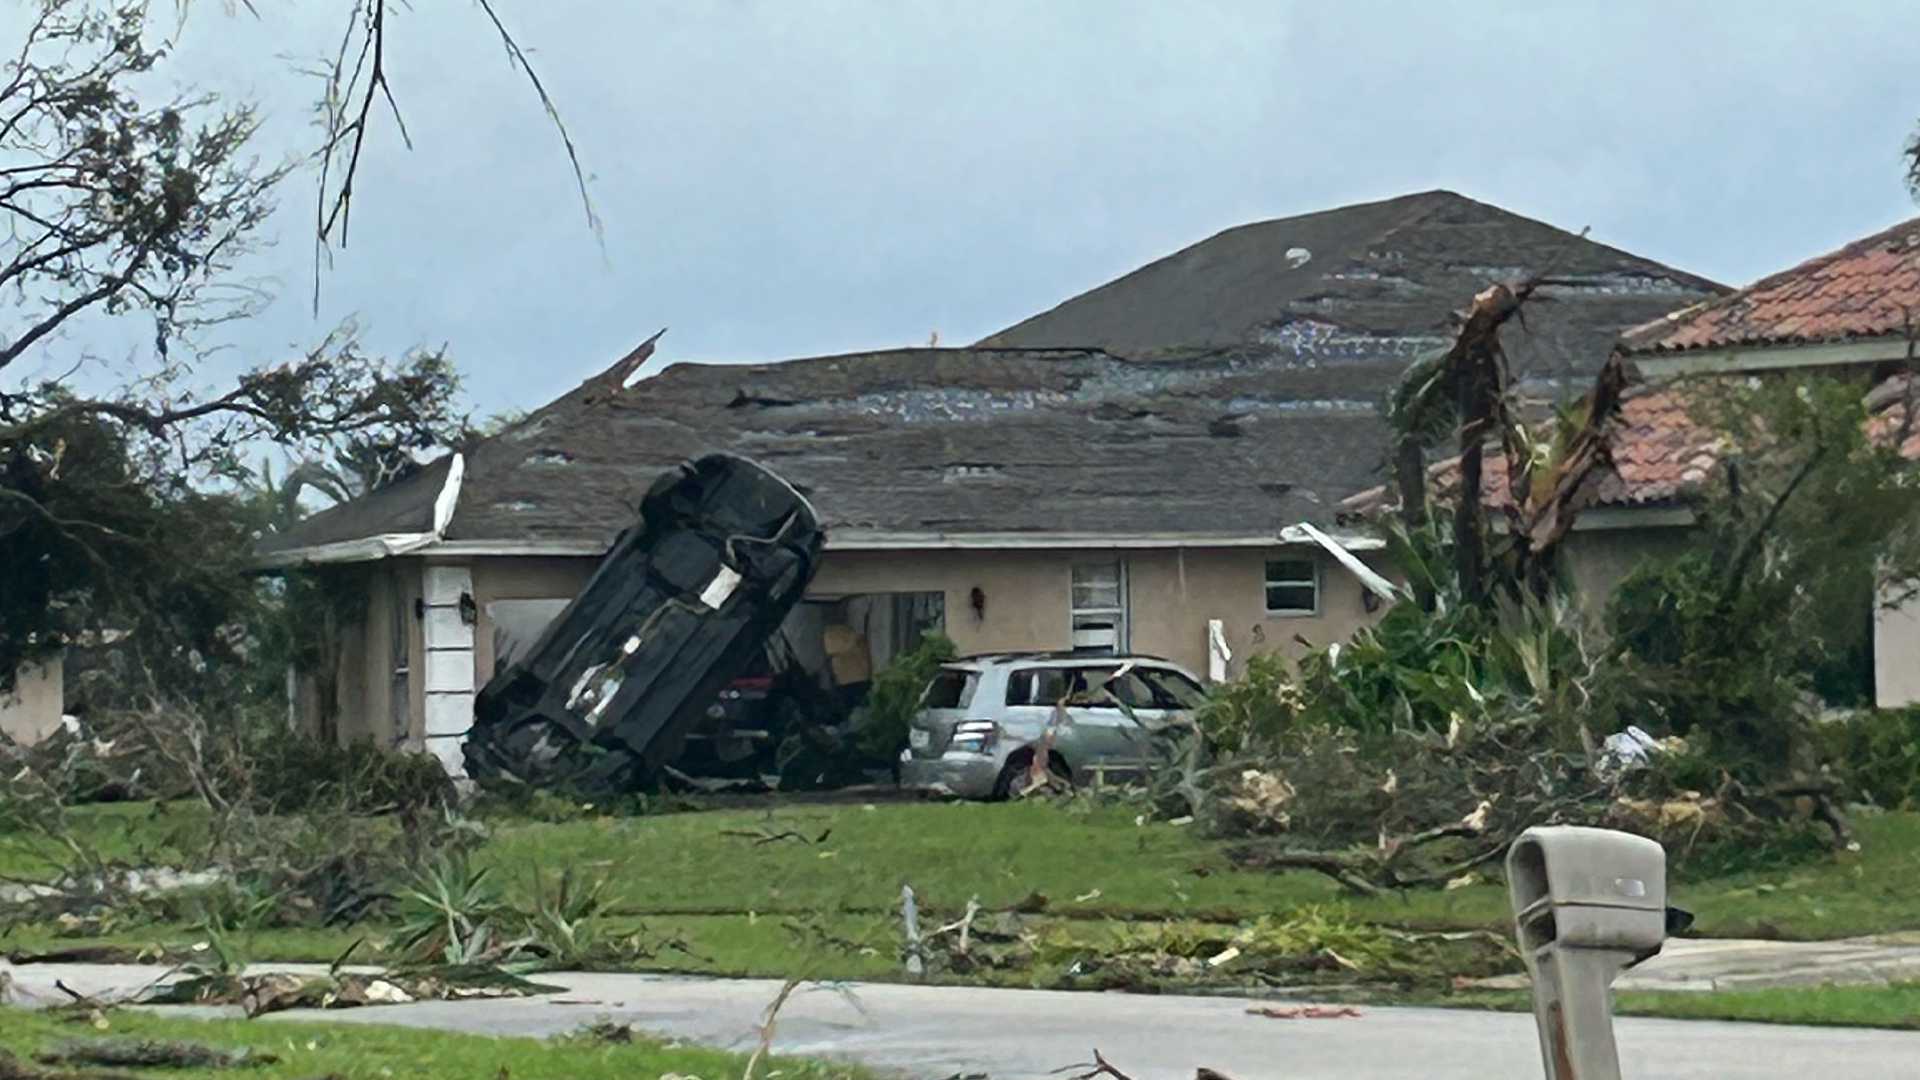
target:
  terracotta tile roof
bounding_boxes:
[1427,386,1717,512]
[1340,374,1920,517]
[1620,216,1920,355]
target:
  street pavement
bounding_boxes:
[7,961,1920,1080]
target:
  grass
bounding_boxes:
[475,799,1920,939]
[10,797,1920,986]
[0,1007,865,1080]
[1432,984,1920,1031]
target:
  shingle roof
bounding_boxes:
[981,189,1726,391]
[1619,215,1920,355]
[440,346,1403,549]
[261,191,1727,559]
[256,455,457,558]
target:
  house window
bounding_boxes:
[1070,561,1128,654]
[1264,557,1319,615]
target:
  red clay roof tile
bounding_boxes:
[1348,375,1918,515]
[1620,217,1920,354]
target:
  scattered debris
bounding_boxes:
[721,827,832,845]
[143,967,553,1018]
[0,1047,142,1080]
[1068,1049,1141,1080]
[31,1039,279,1070]
[1246,1004,1364,1019]
[901,885,925,978]
[742,977,802,1080]
[578,1021,637,1044]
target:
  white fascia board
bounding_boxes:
[823,530,1388,552]
[269,510,1393,564]
[1632,338,1913,379]
[410,530,1390,558]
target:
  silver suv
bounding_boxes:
[898,652,1209,799]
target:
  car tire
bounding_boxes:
[992,749,1072,801]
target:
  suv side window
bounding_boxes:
[1140,667,1208,709]
[1004,668,1055,706]
[1005,666,1118,706]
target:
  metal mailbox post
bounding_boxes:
[1507,826,1672,1080]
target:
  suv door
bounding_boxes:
[1011,663,1160,781]
[1105,664,1208,769]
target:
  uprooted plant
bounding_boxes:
[392,856,679,972]
[891,894,1516,992]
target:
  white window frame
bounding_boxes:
[1069,560,1129,653]
[1263,555,1321,617]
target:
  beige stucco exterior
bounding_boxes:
[0,659,64,747]
[1560,522,1697,618]
[296,543,1391,745]
[301,515,1920,752]
[806,544,1389,674]
[1877,582,1920,709]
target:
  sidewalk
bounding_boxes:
[1470,934,1920,991]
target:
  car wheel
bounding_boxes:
[993,749,1072,801]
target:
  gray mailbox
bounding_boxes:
[1507,826,1670,1080]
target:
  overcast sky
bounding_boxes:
[31,1,1920,417]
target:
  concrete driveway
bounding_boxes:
[9,962,1920,1080]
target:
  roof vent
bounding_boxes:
[1285,247,1312,269]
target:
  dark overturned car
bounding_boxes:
[463,453,825,793]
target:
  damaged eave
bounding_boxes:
[1287,521,1399,601]
[1629,338,1918,379]
[823,529,1389,552]
[360,528,1393,560]
[255,454,467,568]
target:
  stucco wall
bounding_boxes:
[0,659,64,746]
[804,544,1383,676]
[1560,524,1697,617]
[1877,584,1920,709]
[454,545,1384,684]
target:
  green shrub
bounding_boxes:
[1814,707,1920,810]
[1195,651,1303,755]
[244,733,456,817]
[856,631,956,757]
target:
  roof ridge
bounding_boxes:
[1737,213,1920,301]
[1620,211,1920,355]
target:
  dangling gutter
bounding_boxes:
[1288,520,1402,603]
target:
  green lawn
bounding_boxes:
[10,798,1920,985]
[476,799,1920,939]
[0,1007,863,1080]
[1435,984,1920,1031]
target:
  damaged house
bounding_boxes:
[1610,214,1920,709]
[258,190,1722,768]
